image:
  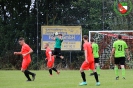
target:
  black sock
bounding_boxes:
[81,72,86,82]
[25,70,34,76]
[52,67,57,72]
[94,72,99,82]
[49,69,52,75]
[62,59,66,65]
[24,71,31,80]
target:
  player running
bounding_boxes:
[90,39,100,76]
[110,35,130,80]
[79,35,100,86]
[44,43,60,75]
[14,37,36,81]
[52,33,66,67]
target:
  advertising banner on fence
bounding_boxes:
[41,26,82,50]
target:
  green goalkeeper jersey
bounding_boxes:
[92,43,99,58]
[113,40,128,58]
[54,37,63,48]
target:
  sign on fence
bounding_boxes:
[41,26,82,50]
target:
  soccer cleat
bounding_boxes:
[116,76,119,80]
[79,82,87,86]
[90,73,94,76]
[57,71,60,75]
[96,82,100,86]
[122,77,126,80]
[32,74,36,81]
[26,80,32,82]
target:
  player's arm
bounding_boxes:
[14,52,22,55]
[110,48,115,63]
[124,42,130,60]
[125,49,130,60]
[23,48,33,56]
[49,51,52,61]
[84,50,89,63]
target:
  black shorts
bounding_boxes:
[94,58,99,63]
[53,48,62,56]
[114,57,125,65]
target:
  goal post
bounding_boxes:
[89,31,133,69]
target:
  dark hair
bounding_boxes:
[118,35,122,39]
[83,35,88,40]
[19,37,24,41]
[58,34,62,36]
[45,43,49,46]
[90,38,94,42]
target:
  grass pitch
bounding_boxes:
[0,70,133,88]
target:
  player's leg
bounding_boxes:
[21,68,31,81]
[21,61,32,81]
[58,49,66,67]
[51,58,60,74]
[120,57,126,79]
[95,58,100,75]
[79,62,88,86]
[47,60,53,75]
[79,68,87,86]
[49,68,52,76]
[114,58,119,80]
[91,62,100,86]
[90,58,96,76]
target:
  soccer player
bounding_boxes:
[90,39,100,76]
[79,35,100,86]
[14,37,36,81]
[44,43,60,75]
[52,34,66,67]
[110,35,130,80]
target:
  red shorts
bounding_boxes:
[21,60,31,70]
[81,61,95,70]
[47,58,55,68]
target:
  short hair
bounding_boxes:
[58,34,62,36]
[90,38,94,42]
[118,35,122,39]
[45,43,49,46]
[83,35,88,40]
[19,37,24,41]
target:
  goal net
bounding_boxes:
[89,31,133,69]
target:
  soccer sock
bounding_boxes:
[81,72,86,82]
[96,66,100,74]
[49,69,52,75]
[114,66,119,77]
[94,72,99,82]
[122,68,125,77]
[52,67,57,72]
[62,59,66,65]
[24,71,31,80]
[25,70,34,76]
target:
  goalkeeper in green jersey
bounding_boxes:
[110,35,130,80]
[90,39,100,76]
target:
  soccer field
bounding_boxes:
[0,70,133,88]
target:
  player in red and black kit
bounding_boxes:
[44,43,60,75]
[79,35,100,86]
[14,37,36,81]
